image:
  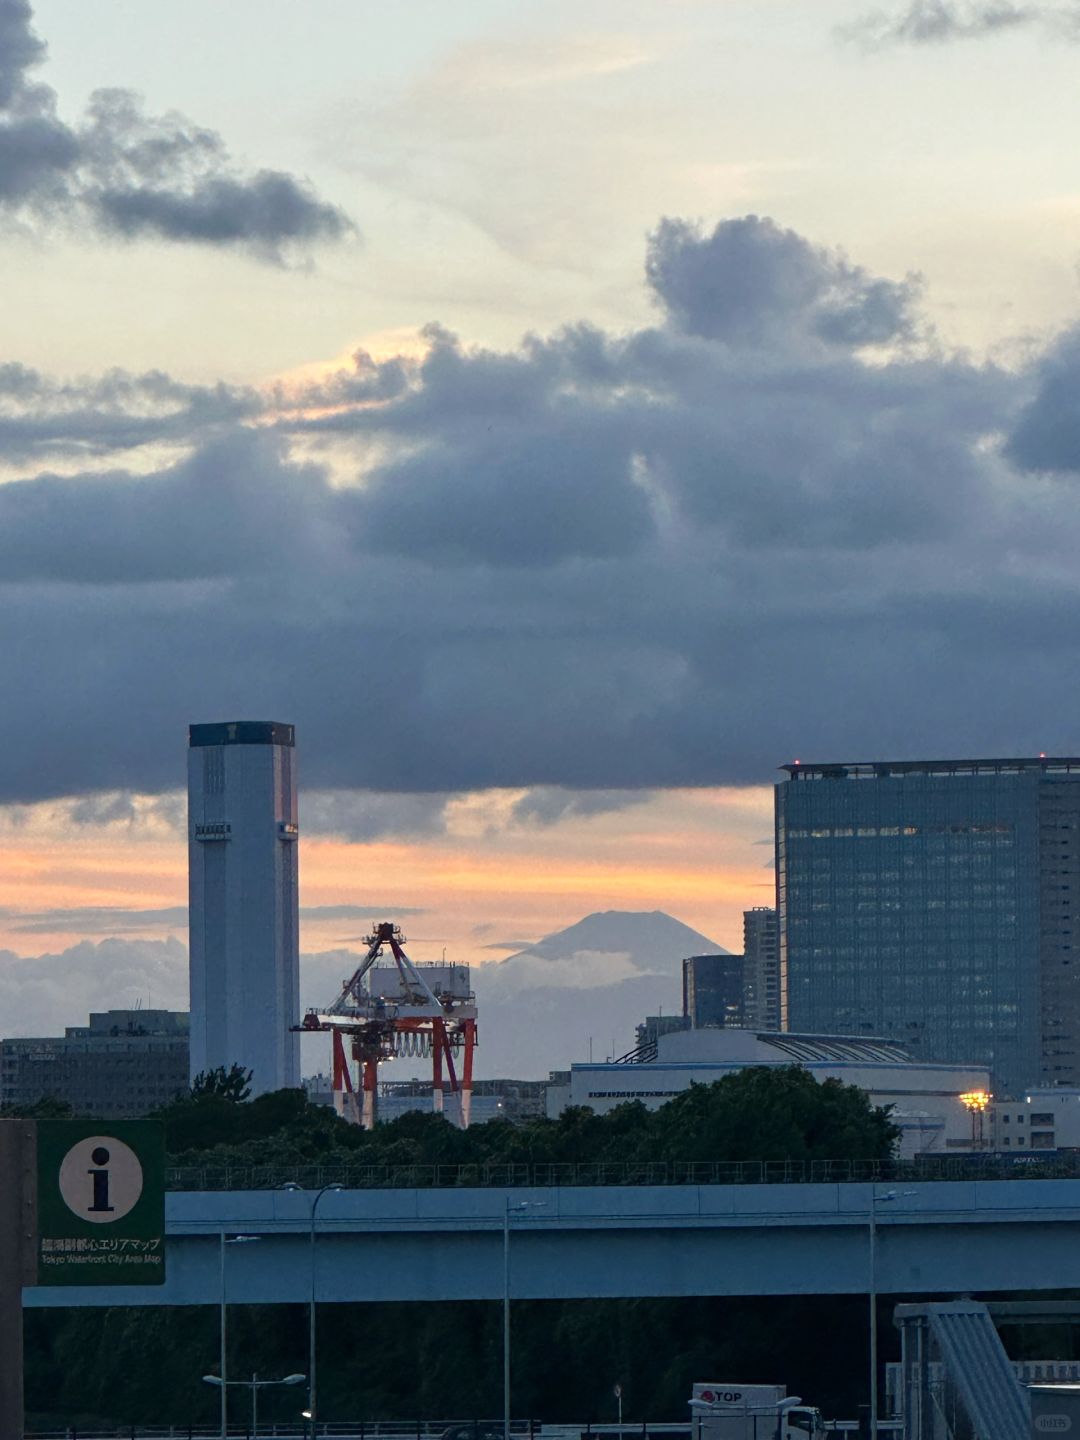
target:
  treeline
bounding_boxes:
[157,1064,899,1170]
[26,1294,886,1432]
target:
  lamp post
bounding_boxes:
[203,1372,305,1438]
[868,1189,914,1438]
[281,1181,345,1437]
[218,1234,261,1440]
[503,1199,546,1440]
[960,1089,992,1151]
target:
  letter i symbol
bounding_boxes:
[88,1146,115,1213]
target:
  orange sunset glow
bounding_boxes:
[0,786,774,963]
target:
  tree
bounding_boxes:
[191,1064,252,1102]
[649,1068,898,1164]
[0,1096,73,1119]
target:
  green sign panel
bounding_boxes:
[36,1120,165,1286]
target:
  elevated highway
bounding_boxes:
[25,1178,1080,1308]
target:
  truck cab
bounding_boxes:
[784,1408,825,1438]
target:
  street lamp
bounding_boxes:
[503,1199,547,1440]
[203,1371,305,1438]
[868,1189,915,1438]
[218,1234,261,1440]
[281,1181,345,1436]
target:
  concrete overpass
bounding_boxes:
[24,1178,1080,1309]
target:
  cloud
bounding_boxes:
[0,0,351,259]
[0,906,189,936]
[840,0,1041,48]
[1,213,1079,803]
[0,903,427,936]
[645,215,921,348]
[0,430,336,583]
[509,787,654,826]
[0,936,189,1036]
[1005,329,1080,474]
[300,791,453,841]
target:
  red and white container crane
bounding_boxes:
[297,921,477,1129]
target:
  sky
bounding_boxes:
[6,0,1080,1056]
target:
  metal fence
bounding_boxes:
[164,1152,1080,1191]
[26,1424,689,1440]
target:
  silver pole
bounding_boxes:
[310,1202,317,1436]
[252,1373,258,1439]
[220,1232,227,1440]
[503,1198,511,1440]
[869,1199,878,1440]
[306,1183,342,1436]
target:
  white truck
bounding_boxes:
[689,1382,826,1440]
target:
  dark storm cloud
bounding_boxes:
[0,365,256,461]
[0,214,1078,803]
[0,1,351,257]
[1005,330,1080,474]
[0,0,42,107]
[0,431,334,582]
[645,216,921,348]
[841,0,1041,47]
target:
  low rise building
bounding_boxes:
[0,1009,189,1117]
[992,1088,1080,1151]
[546,1026,992,1157]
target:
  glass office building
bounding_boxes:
[776,758,1080,1096]
[743,907,780,1030]
[682,952,746,1028]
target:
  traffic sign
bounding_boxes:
[36,1120,165,1286]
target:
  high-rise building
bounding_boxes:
[743,907,780,1030]
[187,720,300,1095]
[682,953,745,1028]
[0,1010,189,1117]
[776,757,1080,1095]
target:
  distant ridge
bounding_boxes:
[473,909,728,1076]
[500,909,727,974]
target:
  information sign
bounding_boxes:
[35,1120,165,1286]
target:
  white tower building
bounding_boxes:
[187,721,300,1095]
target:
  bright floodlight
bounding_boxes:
[202,1376,224,1387]
[282,1374,306,1385]
[959,1090,991,1111]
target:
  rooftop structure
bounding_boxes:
[781,757,1080,779]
